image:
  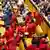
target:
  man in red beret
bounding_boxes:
[33,12,43,25]
[25,12,43,25]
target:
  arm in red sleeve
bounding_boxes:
[6,38,14,44]
[16,34,21,43]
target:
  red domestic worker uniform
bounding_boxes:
[4,29,9,41]
[16,26,23,42]
[26,23,36,38]
[11,14,16,25]
[47,47,50,50]
[7,37,16,50]
[7,34,22,50]
[16,26,23,33]
[16,25,26,35]
[4,26,14,41]
[4,26,17,50]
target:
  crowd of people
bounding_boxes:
[0,0,50,50]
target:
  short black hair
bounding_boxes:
[27,12,31,16]
[44,34,48,38]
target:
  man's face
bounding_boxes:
[13,8,18,14]
[13,7,19,16]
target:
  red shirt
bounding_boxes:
[7,37,17,50]
[4,30,9,40]
[8,26,14,38]
[11,14,16,24]
[25,12,43,25]
[16,34,21,46]
[27,23,36,32]
[4,26,14,40]
[26,23,36,37]
[16,26,25,34]
[7,34,21,50]
[47,47,50,50]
